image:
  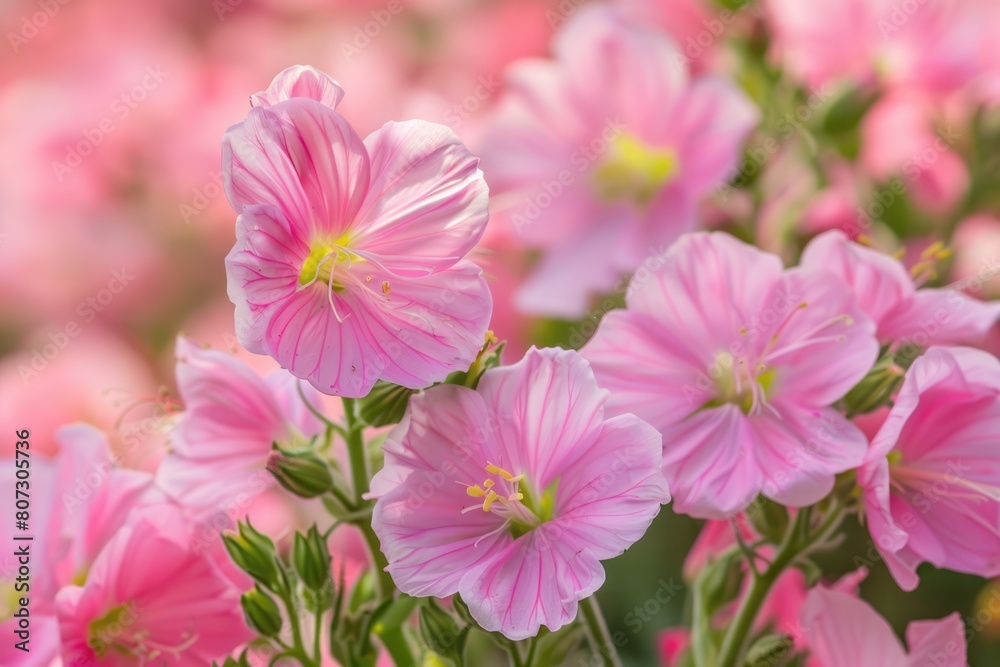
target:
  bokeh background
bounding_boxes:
[2,0,1000,664]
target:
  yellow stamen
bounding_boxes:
[482,490,499,512]
[466,485,486,498]
[591,133,679,206]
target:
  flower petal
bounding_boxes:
[800,587,908,667]
[223,99,370,241]
[371,384,510,597]
[582,309,716,429]
[476,347,607,489]
[660,405,760,519]
[345,259,492,390]
[553,414,668,559]
[250,65,346,109]
[353,120,489,274]
[459,526,605,640]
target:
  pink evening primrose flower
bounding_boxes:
[370,347,669,640]
[56,504,252,666]
[858,345,1000,591]
[800,586,967,667]
[224,65,492,397]
[156,337,325,512]
[801,230,1000,347]
[479,6,758,318]
[582,232,879,519]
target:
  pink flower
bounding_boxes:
[156,337,325,511]
[764,0,985,96]
[480,6,758,317]
[371,347,669,640]
[858,345,1000,591]
[224,65,492,397]
[43,425,159,604]
[56,504,251,665]
[801,586,967,667]
[801,231,1000,346]
[582,232,878,518]
[860,93,968,216]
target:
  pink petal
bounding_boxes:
[749,405,868,507]
[627,232,785,352]
[458,525,605,640]
[371,385,510,597]
[516,219,636,318]
[668,76,760,194]
[552,414,668,559]
[223,99,370,242]
[582,310,708,429]
[353,120,489,275]
[345,259,492,390]
[476,347,607,490]
[800,230,914,337]
[660,405,760,519]
[905,614,967,667]
[882,287,1000,345]
[250,65,346,109]
[762,268,879,406]
[800,587,909,667]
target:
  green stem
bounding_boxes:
[341,398,369,505]
[579,595,623,667]
[341,397,397,602]
[716,502,845,667]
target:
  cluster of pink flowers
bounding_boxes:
[8,0,1000,665]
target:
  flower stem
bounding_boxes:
[715,502,844,667]
[580,595,623,667]
[340,397,397,602]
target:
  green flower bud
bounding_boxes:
[241,587,283,637]
[268,448,334,498]
[223,521,279,587]
[293,526,332,592]
[844,354,906,417]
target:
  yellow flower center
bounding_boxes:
[462,463,558,539]
[297,233,363,289]
[591,133,679,206]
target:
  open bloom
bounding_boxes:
[801,586,966,667]
[56,504,251,666]
[224,65,492,397]
[859,346,1000,591]
[371,347,669,640]
[583,232,879,518]
[480,6,757,317]
[156,337,324,512]
[801,231,1000,346]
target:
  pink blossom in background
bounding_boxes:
[371,347,669,639]
[801,230,1000,346]
[764,0,985,97]
[860,92,969,216]
[156,337,325,512]
[951,214,1000,299]
[56,504,251,666]
[859,346,1000,591]
[616,0,751,74]
[582,232,878,518]
[801,586,967,667]
[43,425,160,605]
[480,5,758,317]
[224,66,492,397]
[0,329,161,462]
